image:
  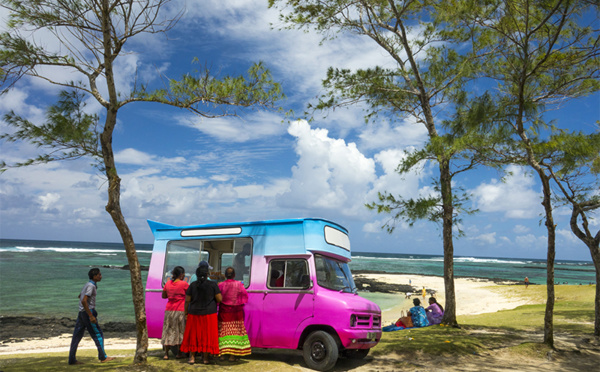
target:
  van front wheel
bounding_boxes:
[302,330,339,371]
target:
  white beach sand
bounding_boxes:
[0,274,530,356]
[360,273,531,326]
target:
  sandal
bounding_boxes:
[188,358,195,365]
[163,354,169,360]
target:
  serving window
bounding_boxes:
[163,238,252,288]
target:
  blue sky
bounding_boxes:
[0,1,598,261]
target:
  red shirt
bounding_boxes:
[163,279,189,312]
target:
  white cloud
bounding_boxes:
[368,148,428,202]
[276,120,376,215]
[38,193,61,212]
[471,165,541,218]
[556,228,579,245]
[515,233,546,249]
[469,232,496,245]
[115,148,186,166]
[358,118,429,151]
[175,111,287,142]
[513,224,530,234]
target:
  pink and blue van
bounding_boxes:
[145,218,382,371]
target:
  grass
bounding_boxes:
[1,285,596,371]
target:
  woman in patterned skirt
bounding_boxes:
[218,266,251,362]
[181,265,222,364]
[161,266,189,359]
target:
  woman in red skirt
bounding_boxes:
[181,263,222,364]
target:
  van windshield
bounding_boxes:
[315,254,357,293]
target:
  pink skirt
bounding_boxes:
[180,313,219,355]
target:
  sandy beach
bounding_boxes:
[360,273,531,325]
[0,273,530,356]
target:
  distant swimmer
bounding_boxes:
[524,277,529,289]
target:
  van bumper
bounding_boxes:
[337,328,381,349]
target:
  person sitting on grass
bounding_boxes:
[409,298,430,327]
[425,297,444,325]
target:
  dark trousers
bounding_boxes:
[68,309,107,364]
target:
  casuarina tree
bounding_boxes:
[0,0,283,362]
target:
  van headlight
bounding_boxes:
[350,314,357,327]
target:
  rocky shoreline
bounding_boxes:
[0,316,137,343]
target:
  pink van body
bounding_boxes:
[145,218,381,370]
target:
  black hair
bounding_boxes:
[413,298,421,307]
[171,266,185,281]
[225,266,235,279]
[429,297,444,312]
[195,266,208,286]
[88,268,100,280]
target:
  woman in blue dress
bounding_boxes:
[409,298,430,327]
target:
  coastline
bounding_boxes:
[356,273,531,326]
[0,273,530,356]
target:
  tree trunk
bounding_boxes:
[439,158,457,326]
[539,173,555,348]
[569,203,600,337]
[100,111,149,363]
[588,246,600,337]
[97,0,148,362]
[595,253,600,337]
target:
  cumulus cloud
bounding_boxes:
[368,148,429,202]
[38,193,61,212]
[276,120,376,215]
[471,165,541,218]
[469,232,496,245]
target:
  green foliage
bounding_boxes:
[1,90,101,170]
[366,179,477,235]
[136,61,285,117]
[1,0,283,117]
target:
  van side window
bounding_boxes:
[163,240,208,286]
[268,259,309,289]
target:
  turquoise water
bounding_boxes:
[0,239,595,323]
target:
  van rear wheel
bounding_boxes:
[302,330,339,371]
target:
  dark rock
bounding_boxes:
[354,276,416,294]
[99,264,149,271]
[0,316,136,342]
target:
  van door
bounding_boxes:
[260,257,314,348]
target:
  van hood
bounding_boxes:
[326,291,381,313]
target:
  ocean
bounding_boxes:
[0,238,595,324]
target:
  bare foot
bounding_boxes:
[101,356,116,363]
